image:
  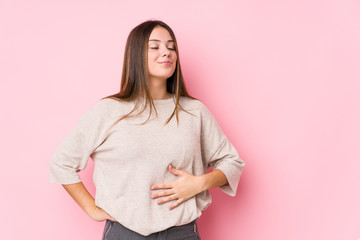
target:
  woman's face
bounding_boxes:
[147,26,177,83]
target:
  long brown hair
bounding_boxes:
[101,19,197,129]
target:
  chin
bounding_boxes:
[156,72,175,79]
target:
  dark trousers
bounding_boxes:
[102,219,201,240]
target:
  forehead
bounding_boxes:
[148,27,173,42]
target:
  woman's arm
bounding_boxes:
[62,182,117,222]
[150,165,229,210]
[199,169,228,192]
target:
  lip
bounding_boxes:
[158,61,172,66]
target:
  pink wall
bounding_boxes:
[1,0,359,239]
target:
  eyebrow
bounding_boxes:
[148,39,174,43]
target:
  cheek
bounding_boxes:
[147,62,156,74]
[173,57,177,68]
[148,51,158,62]
[147,54,158,69]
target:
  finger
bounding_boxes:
[168,165,182,176]
[151,182,172,190]
[106,213,117,222]
[157,194,178,205]
[151,189,174,199]
[169,198,184,210]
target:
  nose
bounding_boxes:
[161,47,171,57]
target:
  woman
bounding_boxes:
[49,19,245,240]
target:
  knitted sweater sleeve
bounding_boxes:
[199,102,245,197]
[48,99,111,185]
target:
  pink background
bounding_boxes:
[1,0,359,239]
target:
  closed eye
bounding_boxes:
[150,47,175,51]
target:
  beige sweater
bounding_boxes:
[49,95,245,236]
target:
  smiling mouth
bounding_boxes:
[158,61,172,66]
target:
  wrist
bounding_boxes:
[85,202,97,217]
[198,174,209,193]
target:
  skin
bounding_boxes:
[62,26,230,223]
[147,26,177,100]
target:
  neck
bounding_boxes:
[148,78,172,100]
